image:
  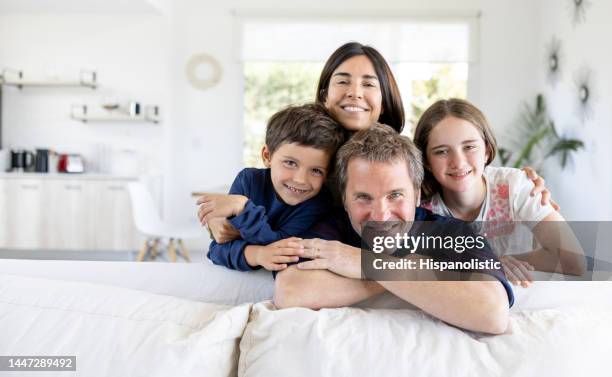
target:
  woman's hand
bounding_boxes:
[500,255,535,288]
[245,238,304,271]
[522,167,560,211]
[196,194,248,225]
[296,238,362,279]
[207,217,241,243]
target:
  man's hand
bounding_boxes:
[500,255,534,288]
[296,238,362,279]
[245,238,304,271]
[522,166,560,211]
[196,194,248,225]
[207,217,241,243]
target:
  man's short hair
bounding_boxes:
[335,123,424,200]
[265,103,346,157]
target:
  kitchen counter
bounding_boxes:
[0,172,137,180]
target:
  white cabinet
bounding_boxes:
[0,175,139,251]
[93,182,138,251]
[0,179,7,246]
[47,180,95,250]
[4,179,48,249]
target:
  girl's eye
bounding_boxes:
[356,194,371,202]
[465,145,477,151]
[283,160,297,168]
[336,79,348,85]
[311,168,324,176]
[433,149,448,156]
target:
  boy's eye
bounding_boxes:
[283,160,297,168]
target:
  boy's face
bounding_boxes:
[262,143,331,206]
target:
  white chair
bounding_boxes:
[127,181,203,262]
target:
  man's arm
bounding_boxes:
[376,277,509,334]
[274,266,385,309]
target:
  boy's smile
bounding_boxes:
[262,143,331,206]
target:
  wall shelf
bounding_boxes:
[0,69,97,89]
[71,104,160,124]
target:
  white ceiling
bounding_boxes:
[0,0,162,14]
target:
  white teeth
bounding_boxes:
[343,106,365,112]
[284,184,308,194]
[449,170,471,177]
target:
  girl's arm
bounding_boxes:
[513,211,586,276]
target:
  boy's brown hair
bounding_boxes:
[265,103,347,158]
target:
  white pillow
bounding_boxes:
[239,302,612,377]
[0,274,251,377]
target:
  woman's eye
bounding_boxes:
[363,81,376,88]
[336,79,348,85]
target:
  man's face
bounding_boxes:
[343,157,418,236]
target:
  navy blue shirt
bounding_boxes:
[207,168,332,271]
[299,207,515,307]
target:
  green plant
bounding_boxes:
[499,94,584,171]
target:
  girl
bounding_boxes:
[414,99,585,286]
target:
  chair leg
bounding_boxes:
[178,239,192,263]
[151,239,159,260]
[168,238,177,262]
[136,239,149,262]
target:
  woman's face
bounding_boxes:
[324,55,383,131]
[426,116,489,194]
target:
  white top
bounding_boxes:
[422,166,555,255]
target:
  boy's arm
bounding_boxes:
[207,238,256,271]
[229,200,328,244]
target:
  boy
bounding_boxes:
[205,103,346,272]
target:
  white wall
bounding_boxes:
[531,0,612,220]
[1,0,549,231]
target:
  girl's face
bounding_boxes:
[324,55,383,131]
[426,116,489,194]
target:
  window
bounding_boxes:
[240,15,476,166]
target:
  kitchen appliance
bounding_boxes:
[58,154,85,173]
[34,149,50,173]
[10,149,35,172]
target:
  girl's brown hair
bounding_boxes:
[413,98,498,200]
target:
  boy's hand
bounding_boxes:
[245,238,304,271]
[207,217,241,243]
[197,194,248,225]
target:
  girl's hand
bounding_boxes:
[500,255,535,288]
[521,167,560,211]
[197,194,248,225]
[207,217,241,243]
[246,238,304,271]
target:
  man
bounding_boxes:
[273,123,513,334]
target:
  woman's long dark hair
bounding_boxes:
[316,42,405,134]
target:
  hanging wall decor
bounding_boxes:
[545,36,563,87]
[574,67,595,122]
[568,0,591,26]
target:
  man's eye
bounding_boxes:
[389,192,403,200]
